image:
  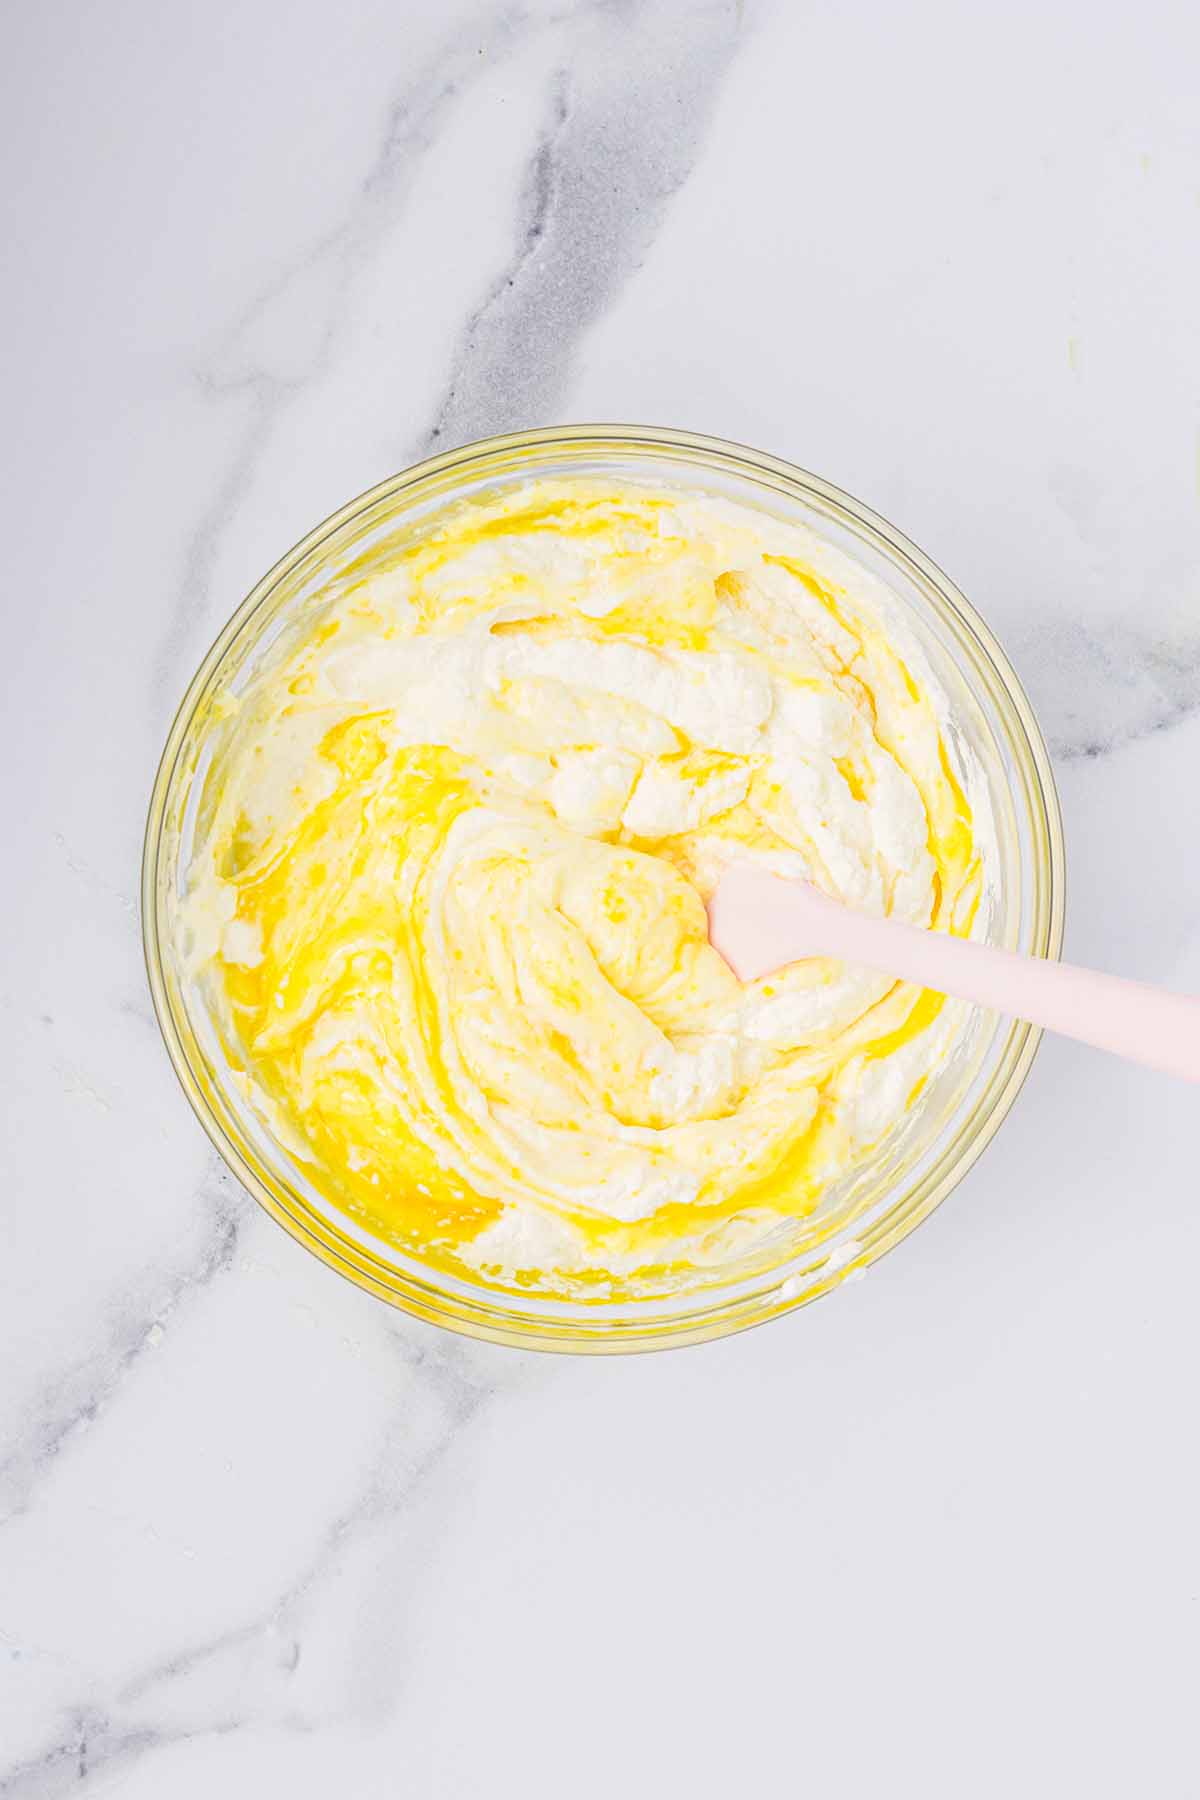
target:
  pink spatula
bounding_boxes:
[707,865,1200,1085]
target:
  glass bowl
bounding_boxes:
[143,425,1064,1352]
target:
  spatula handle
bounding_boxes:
[807,892,1200,1085]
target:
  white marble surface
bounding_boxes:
[3,1,1199,1791]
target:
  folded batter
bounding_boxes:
[182,481,987,1292]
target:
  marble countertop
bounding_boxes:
[4,1,1198,1792]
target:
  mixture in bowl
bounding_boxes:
[181,480,990,1293]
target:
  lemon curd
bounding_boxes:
[181,481,988,1293]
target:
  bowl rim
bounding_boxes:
[142,423,1066,1353]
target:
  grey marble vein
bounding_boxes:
[423,0,745,452]
[0,1171,242,1525]
[152,4,539,705]
[1,1333,515,1798]
[1019,618,1200,762]
[0,1718,236,1800]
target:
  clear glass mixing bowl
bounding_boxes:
[143,425,1064,1352]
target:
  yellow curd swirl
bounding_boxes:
[182,481,986,1292]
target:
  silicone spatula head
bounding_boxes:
[706,865,834,982]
